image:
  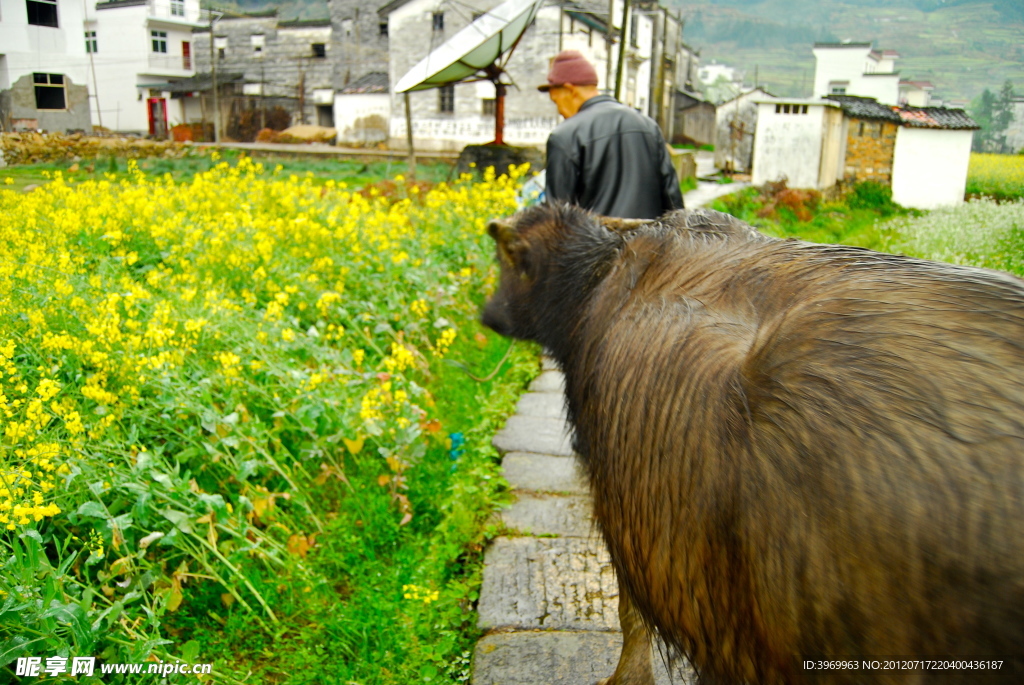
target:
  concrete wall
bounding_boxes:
[842,117,898,184]
[335,92,389,144]
[4,73,92,132]
[752,101,837,189]
[891,127,973,209]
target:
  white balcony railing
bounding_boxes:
[148,53,193,72]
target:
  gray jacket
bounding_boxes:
[545,95,684,219]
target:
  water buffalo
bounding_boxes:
[482,203,1024,684]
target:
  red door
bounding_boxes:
[182,41,191,70]
[147,98,168,138]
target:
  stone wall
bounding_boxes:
[330,0,390,90]
[193,16,334,126]
[842,117,898,184]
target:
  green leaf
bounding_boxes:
[76,502,109,519]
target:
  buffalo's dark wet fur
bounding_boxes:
[482,202,1024,684]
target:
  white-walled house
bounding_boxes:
[751,98,844,190]
[890,107,977,209]
[752,94,978,210]
[85,0,205,134]
[0,0,205,135]
[812,42,900,105]
[0,0,94,131]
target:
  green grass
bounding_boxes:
[710,181,915,251]
[163,333,539,684]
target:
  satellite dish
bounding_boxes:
[394,0,544,144]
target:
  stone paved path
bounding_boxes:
[471,358,696,685]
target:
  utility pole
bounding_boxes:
[208,10,222,142]
[614,0,630,101]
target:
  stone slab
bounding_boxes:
[501,494,596,538]
[529,370,566,393]
[493,415,574,457]
[478,536,619,631]
[472,632,697,685]
[501,453,587,494]
[515,392,569,421]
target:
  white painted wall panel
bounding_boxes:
[891,127,973,209]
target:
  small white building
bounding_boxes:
[752,94,978,210]
[751,98,844,190]
[890,107,977,210]
[86,0,205,134]
[0,0,94,131]
[812,42,900,105]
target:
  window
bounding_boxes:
[151,30,167,53]
[439,84,454,113]
[34,72,66,110]
[629,17,638,48]
[311,43,326,58]
[775,104,809,115]
[482,98,496,116]
[432,12,444,31]
[85,30,98,54]
[215,36,227,60]
[379,22,388,37]
[170,0,184,17]
[26,0,58,27]
[251,34,265,55]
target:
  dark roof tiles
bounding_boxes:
[896,107,979,130]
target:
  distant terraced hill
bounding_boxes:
[668,0,1024,102]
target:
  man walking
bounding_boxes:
[538,50,684,219]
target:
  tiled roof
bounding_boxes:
[824,95,902,123]
[896,107,979,130]
[341,72,389,94]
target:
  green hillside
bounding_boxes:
[671,0,1024,102]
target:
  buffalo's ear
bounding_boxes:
[487,218,528,272]
[598,216,648,233]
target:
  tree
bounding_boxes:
[971,81,1017,153]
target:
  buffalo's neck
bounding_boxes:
[535,231,623,364]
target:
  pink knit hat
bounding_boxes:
[538,50,599,92]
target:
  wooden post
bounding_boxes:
[404,92,417,181]
[615,0,630,101]
[494,81,506,146]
